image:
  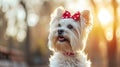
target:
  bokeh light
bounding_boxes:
[98,8,113,25]
[116,26,120,39]
[105,27,113,41]
[27,13,39,27]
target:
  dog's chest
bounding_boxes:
[58,57,81,67]
[49,53,88,67]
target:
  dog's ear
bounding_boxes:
[81,10,91,25]
[50,6,64,22]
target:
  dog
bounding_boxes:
[48,7,92,67]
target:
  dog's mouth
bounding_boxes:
[57,35,69,42]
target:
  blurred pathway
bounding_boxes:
[0,60,28,67]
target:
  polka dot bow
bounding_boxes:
[62,10,80,21]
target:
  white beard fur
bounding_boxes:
[49,52,91,67]
[48,7,92,67]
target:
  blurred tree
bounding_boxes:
[107,0,118,67]
[90,0,118,67]
[0,9,7,46]
[89,0,107,67]
[20,1,32,66]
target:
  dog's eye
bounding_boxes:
[67,24,73,29]
[58,24,61,27]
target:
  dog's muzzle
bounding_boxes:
[57,29,70,43]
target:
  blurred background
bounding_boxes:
[0,0,120,67]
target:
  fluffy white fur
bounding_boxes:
[48,7,92,67]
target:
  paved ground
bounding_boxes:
[32,65,48,67]
[0,60,49,67]
[0,60,28,67]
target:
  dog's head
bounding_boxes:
[48,7,92,53]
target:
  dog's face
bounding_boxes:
[48,7,92,53]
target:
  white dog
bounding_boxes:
[48,7,92,67]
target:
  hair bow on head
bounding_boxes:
[62,10,80,21]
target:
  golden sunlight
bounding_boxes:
[116,26,120,39]
[98,8,113,25]
[105,27,113,41]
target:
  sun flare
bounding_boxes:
[98,8,113,25]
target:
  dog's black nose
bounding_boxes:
[58,29,64,34]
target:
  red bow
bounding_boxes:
[62,10,80,21]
